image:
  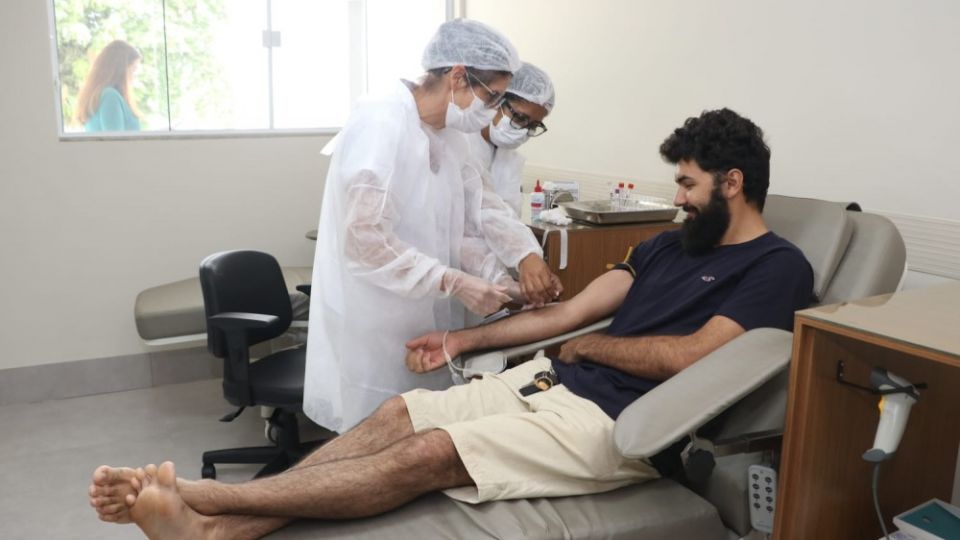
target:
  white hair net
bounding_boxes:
[508,62,556,111]
[421,18,521,73]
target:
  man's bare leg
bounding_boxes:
[294,395,417,466]
[105,428,469,540]
[177,395,417,514]
[178,427,471,520]
[92,395,417,520]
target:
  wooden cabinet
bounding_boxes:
[528,220,679,300]
[775,283,960,539]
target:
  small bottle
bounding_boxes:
[530,179,545,221]
[627,183,635,208]
[617,182,626,210]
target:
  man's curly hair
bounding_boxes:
[660,108,771,211]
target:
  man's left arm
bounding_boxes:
[557,315,744,380]
[560,247,814,380]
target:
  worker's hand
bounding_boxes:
[518,254,563,307]
[442,269,511,316]
[557,333,601,364]
[495,275,525,303]
[405,331,462,373]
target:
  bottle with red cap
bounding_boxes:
[530,179,545,221]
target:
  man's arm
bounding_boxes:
[406,269,634,373]
[557,315,745,380]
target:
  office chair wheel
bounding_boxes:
[201,463,217,479]
[265,420,279,444]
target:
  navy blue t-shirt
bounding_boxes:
[552,229,814,420]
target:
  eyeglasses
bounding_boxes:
[466,71,506,109]
[501,100,548,137]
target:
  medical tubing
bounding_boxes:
[872,462,890,540]
[443,330,467,375]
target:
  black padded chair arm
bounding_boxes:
[295,284,311,297]
[208,312,279,330]
[705,429,783,458]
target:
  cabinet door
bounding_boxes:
[540,222,677,300]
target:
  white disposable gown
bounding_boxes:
[304,81,539,432]
[466,132,527,217]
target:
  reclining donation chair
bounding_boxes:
[199,250,328,479]
[270,195,906,539]
[135,266,311,348]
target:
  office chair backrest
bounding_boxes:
[199,250,293,358]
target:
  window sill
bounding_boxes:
[58,127,339,142]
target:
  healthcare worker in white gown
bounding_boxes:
[304,19,557,432]
[466,62,555,217]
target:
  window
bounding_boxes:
[50,0,452,137]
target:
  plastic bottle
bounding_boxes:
[530,179,545,221]
[627,183,635,208]
[617,182,626,210]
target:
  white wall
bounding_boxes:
[467,0,960,221]
[0,2,330,370]
[3,1,959,371]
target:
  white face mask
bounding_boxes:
[488,115,530,149]
[445,87,497,133]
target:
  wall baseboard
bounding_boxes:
[0,348,221,407]
[523,164,960,281]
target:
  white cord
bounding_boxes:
[873,462,891,540]
[442,331,467,376]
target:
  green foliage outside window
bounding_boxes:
[54,0,227,130]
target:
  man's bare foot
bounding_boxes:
[130,461,215,540]
[89,466,142,523]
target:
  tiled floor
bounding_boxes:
[0,379,327,540]
[6,379,958,539]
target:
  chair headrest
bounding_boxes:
[818,211,906,305]
[763,195,854,302]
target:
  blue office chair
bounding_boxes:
[198,250,329,479]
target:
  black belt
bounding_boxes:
[519,370,560,396]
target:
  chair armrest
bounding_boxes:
[296,284,311,296]
[614,328,794,460]
[457,317,614,377]
[501,316,614,359]
[208,312,278,331]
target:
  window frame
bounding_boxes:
[47,0,458,141]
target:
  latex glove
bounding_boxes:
[518,254,563,306]
[495,275,526,304]
[442,269,512,316]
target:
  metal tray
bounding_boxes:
[559,198,679,225]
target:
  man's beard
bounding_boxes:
[680,184,731,256]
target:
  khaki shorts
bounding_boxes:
[401,358,659,503]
